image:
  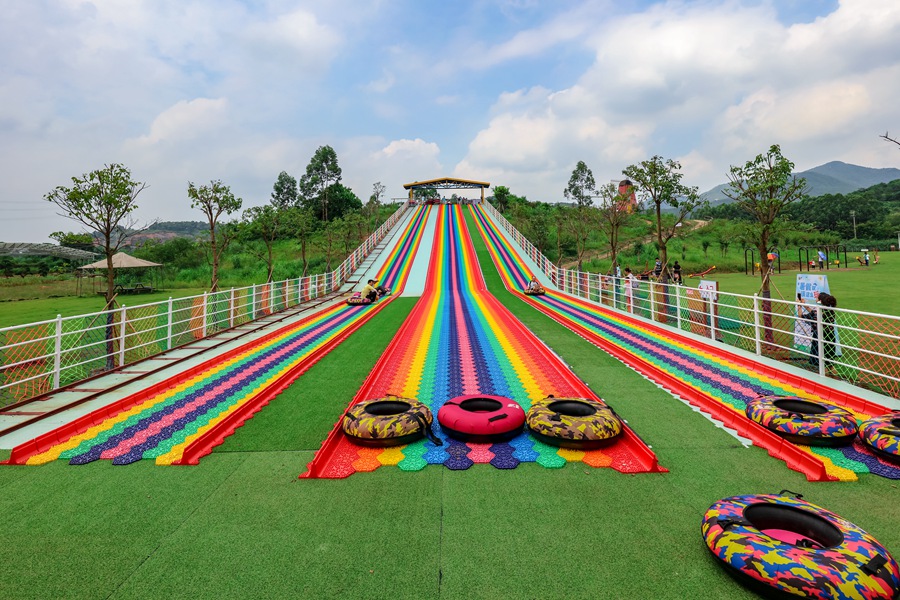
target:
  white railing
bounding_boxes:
[0,203,409,406]
[481,201,900,400]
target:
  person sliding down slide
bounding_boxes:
[524,276,545,295]
[361,279,379,302]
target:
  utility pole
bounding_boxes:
[850,210,857,239]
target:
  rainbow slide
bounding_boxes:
[2,206,433,466]
[302,205,664,478]
[470,204,900,482]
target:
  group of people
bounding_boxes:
[629,260,683,285]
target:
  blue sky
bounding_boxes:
[1,0,898,241]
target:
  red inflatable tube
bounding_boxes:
[438,394,526,442]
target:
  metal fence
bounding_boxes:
[0,203,409,407]
[481,201,900,400]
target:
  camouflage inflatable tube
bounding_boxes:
[342,397,434,447]
[858,412,900,463]
[702,493,900,599]
[745,396,858,447]
[526,396,622,449]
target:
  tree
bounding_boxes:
[724,145,808,296]
[240,204,280,282]
[44,163,148,305]
[594,182,633,273]
[188,180,242,292]
[299,145,342,221]
[367,181,385,226]
[524,205,553,256]
[323,183,363,222]
[552,204,575,266]
[563,161,596,209]
[493,186,512,212]
[284,206,317,276]
[623,156,703,280]
[270,171,299,210]
[564,161,598,270]
[49,231,96,252]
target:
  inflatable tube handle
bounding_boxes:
[716,517,749,531]
[862,554,888,575]
[777,489,804,499]
[787,412,806,420]
[488,413,508,422]
[412,411,443,447]
[877,427,900,435]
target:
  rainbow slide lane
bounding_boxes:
[2,206,433,467]
[470,204,900,482]
[302,205,664,478]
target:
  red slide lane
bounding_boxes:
[174,299,393,465]
[525,297,837,481]
[300,215,443,479]
[560,292,892,417]
[480,290,665,473]
[3,309,343,465]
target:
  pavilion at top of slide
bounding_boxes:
[403,177,490,202]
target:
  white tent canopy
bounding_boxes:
[79,252,161,269]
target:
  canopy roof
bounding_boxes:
[403,177,490,190]
[79,252,161,270]
[0,242,97,261]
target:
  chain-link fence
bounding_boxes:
[480,201,900,400]
[0,204,409,407]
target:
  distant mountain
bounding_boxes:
[701,161,900,206]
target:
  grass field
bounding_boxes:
[0,215,898,599]
[679,251,899,316]
[0,288,206,329]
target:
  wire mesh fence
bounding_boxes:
[0,204,409,407]
[479,200,900,400]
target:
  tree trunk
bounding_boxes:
[656,203,669,281]
[104,248,115,306]
[758,238,774,344]
[209,226,219,292]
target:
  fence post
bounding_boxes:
[816,306,825,376]
[167,297,174,350]
[119,305,127,367]
[675,287,683,330]
[250,286,256,319]
[269,281,274,314]
[708,296,716,341]
[752,294,761,355]
[650,283,656,321]
[202,292,208,338]
[229,288,235,328]
[53,314,62,389]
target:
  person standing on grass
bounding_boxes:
[817,248,826,270]
[624,267,638,313]
[672,261,682,284]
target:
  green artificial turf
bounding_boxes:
[213,297,418,453]
[0,217,898,599]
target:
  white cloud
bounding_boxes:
[455,0,900,198]
[131,98,229,145]
[340,137,444,202]
[3,0,900,243]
